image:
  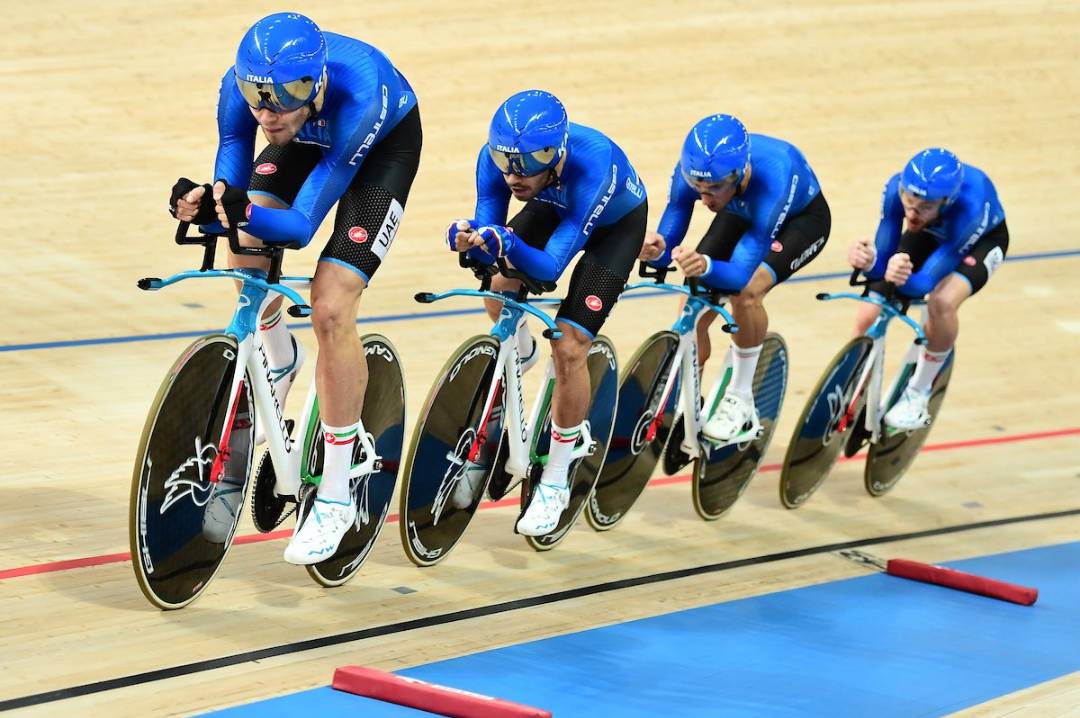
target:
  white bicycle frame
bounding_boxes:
[423,291,598,525]
[150,268,379,519]
[621,281,743,462]
[820,291,929,445]
[472,304,596,484]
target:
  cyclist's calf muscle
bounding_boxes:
[922,273,971,352]
[550,323,592,427]
[726,265,773,348]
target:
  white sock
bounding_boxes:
[909,347,951,394]
[541,422,581,489]
[729,344,763,398]
[320,421,358,503]
[260,307,296,371]
[516,319,535,360]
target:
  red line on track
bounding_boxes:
[3,427,1077,581]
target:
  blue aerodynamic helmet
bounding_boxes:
[234,13,328,113]
[900,148,964,204]
[487,90,569,176]
[680,114,751,185]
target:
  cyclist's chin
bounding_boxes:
[261,127,298,146]
[510,185,539,201]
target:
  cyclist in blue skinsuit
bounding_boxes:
[168,13,421,565]
[848,148,1008,431]
[449,89,648,536]
[646,114,831,445]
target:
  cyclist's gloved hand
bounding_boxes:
[446,219,478,252]
[475,225,517,261]
[465,246,496,266]
[212,180,251,231]
[169,177,216,224]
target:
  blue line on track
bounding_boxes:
[3,248,1076,354]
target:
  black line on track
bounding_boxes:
[3,506,1079,712]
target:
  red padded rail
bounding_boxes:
[333,665,552,718]
[886,558,1038,605]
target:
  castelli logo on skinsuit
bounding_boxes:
[585,295,603,311]
[349,227,368,243]
[255,163,277,175]
[348,85,389,166]
[771,241,783,252]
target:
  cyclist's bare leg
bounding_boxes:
[226,194,301,417]
[694,307,718,371]
[310,262,368,425]
[885,274,970,428]
[308,261,368,503]
[228,194,284,322]
[703,266,775,439]
[483,273,523,320]
[853,302,882,337]
[517,321,589,527]
[924,274,971,352]
[281,261,367,560]
[728,266,775,349]
[550,323,591,428]
[484,272,538,365]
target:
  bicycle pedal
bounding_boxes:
[704,427,759,449]
[295,482,316,511]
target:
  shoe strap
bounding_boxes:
[537,481,568,497]
[520,336,538,363]
[270,338,299,382]
[314,496,352,506]
[716,394,744,419]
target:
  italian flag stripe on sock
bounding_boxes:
[259,307,283,332]
[552,426,580,444]
[324,427,358,446]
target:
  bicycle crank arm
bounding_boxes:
[348,432,383,479]
[568,422,596,460]
[702,421,764,449]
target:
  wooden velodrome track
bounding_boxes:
[2,0,1079,715]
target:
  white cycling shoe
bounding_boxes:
[283,497,356,565]
[702,390,761,444]
[884,385,933,432]
[450,461,490,510]
[515,481,570,537]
